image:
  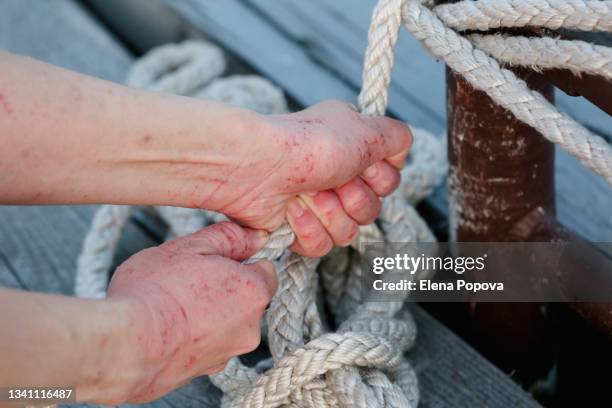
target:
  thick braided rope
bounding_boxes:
[402,0,612,184]
[435,0,612,32]
[469,34,612,80]
[75,38,445,407]
[360,0,612,184]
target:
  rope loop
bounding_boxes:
[76,36,446,407]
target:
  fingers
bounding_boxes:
[360,160,401,197]
[334,178,381,224]
[299,191,358,247]
[286,197,333,257]
[161,222,268,261]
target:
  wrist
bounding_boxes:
[100,95,265,210]
[78,298,146,404]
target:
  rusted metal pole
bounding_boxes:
[447,66,556,378]
[448,67,556,241]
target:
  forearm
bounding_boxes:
[0,51,257,208]
[0,287,140,404]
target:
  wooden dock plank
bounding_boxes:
[0,205,157,295]
[410,306,540,407]
[164,0,358,107]
[0,0,131,82]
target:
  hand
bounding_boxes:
[206,101,412,257]
[106,222,277,403]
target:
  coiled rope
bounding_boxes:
[76,0,612,406]
[75,38,445,408]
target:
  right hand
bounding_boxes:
[106,222,277,403]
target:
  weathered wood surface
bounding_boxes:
[0,0,131,82]
[166,0,611,242]
[0,0,542,406]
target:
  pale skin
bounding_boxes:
[0,51,412,404]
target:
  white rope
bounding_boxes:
[469,34,612,80]
[434,0,612,32]
[75,38,445,407]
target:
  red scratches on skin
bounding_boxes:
[285,151,315,187]
[347,227,359,242]
[184,355,197,369]
[282,138,300,151]
[0,93,13,114]
[303,153,315,173]
[179,306,187,320]
[286,176,307,185]
[362,133,385,161]
[297,118,323,125]
[91,370,103,385]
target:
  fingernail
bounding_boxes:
[287,199,306,219]
[363,163,378,178]
[257,230,269,243]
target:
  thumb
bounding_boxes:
[161,222,269,261]
[365,116,413,169]
[242,260,278,298]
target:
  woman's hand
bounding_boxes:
[105,222,276,403]
[197,101,412,257]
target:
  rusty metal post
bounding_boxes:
[447,66,556,379]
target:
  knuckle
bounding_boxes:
[310,235,334,257]
[295,216,323,239]
[378,171,401,196]
[212,222,248,252]
[344,187,371,214]
[244,274,272,310]
[335,222,359,246]
[214,222,245,241]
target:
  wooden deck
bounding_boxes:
[0,0,610,406]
